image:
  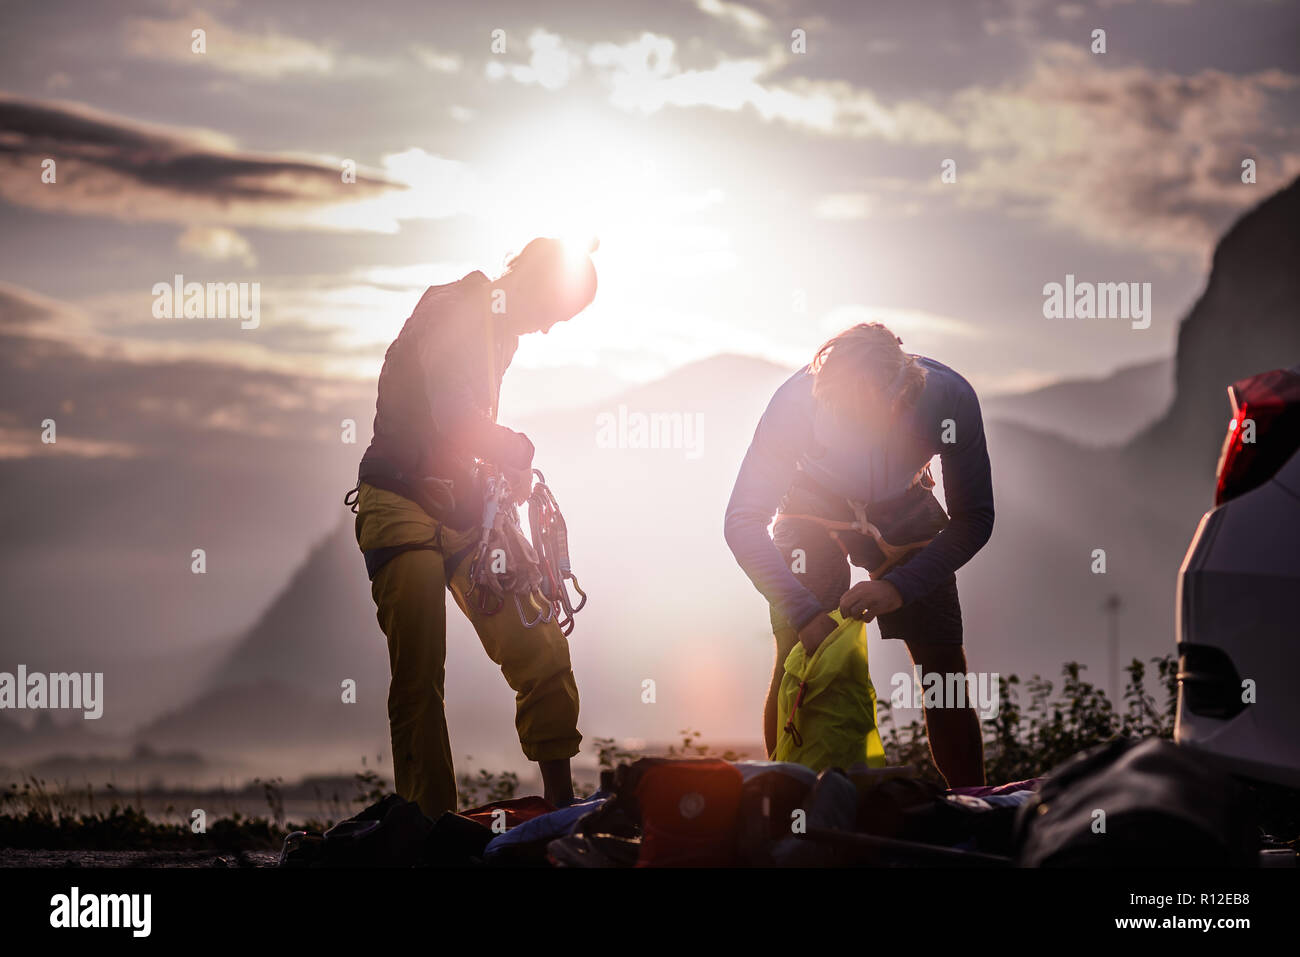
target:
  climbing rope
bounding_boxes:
[465,466,587,636]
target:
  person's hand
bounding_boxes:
[797,613,838,655]
[502,466,533,505]
[839,580,903,622]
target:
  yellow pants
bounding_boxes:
[354,482,582,819]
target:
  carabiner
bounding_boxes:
[564,574,588,615]
[515,591,553,628]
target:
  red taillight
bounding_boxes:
[1214,368,1300,505]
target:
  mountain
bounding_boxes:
[982,358,1173,447]
[131,353,798,779]
[1128,177,1300,480]
[133,519,393,775]
[0,296,376,734]
[140,169,1300,781]
[136,346,1192,783]
[9,179,1299,785]
[203,519,379,694]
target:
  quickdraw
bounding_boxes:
[527,469,587,636]
[465,466,587,636]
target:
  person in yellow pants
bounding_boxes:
[355,482,581,819]
[350,238,598,820]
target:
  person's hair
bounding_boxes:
[810,322,926,418]
[502,237,597,317]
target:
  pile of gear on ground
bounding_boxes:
[278,736,1284,868]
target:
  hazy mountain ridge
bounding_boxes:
[982,358,1173,447]
[4,178,1296,782]
[137,181,1295,778]
[1128,176,1300,476]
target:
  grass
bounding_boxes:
[5,653,1294,851]
[880,654,1179,787]
[0,766,392,852]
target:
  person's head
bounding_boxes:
[810,322,927,429]
[494,237,598,335]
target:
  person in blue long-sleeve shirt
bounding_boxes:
[724,322,994,785]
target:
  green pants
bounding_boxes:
[355,482,582,819]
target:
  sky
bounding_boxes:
[1,0,1298,779]
[2,0,1298,408]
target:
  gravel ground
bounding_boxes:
[0,849,281,868]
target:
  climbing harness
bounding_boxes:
[465,466,587,635]
[775,462,939,578]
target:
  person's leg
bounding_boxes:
[369,548,458,818]
[447,563,581,807]
[764,623,799,756]
[537,759,575,808]
[902,640,986,788]
[766,516,851,756]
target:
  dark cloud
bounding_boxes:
[0,93,403,227]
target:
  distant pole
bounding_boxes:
[1103,594,1122,706]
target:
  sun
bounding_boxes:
[479,108,683,271]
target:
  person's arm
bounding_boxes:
[724,383,826,631]
[436,382,535,470]
[881,383,995,604]
[418,309,534,471]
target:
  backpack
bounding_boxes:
[1013,737,1258,867]
[279,794,440,868]
[629,758,745,867]
[773,612,886,773]
[733,761,818,866]
[767,767,860,867]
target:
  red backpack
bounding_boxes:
[634,759,744,867]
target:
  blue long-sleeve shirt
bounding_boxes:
[724,357,995,630]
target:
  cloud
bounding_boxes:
[0,426,136,461]
[177,226,257,266]
[813,193,875,220]
[785,42,1299,256]
[475,27,958,141]
[0,282,94,340]
[819,305,984,342]
[411,45,463,74]
[485,29,582,91]
[584,32,953,140]
[982,0,1048,37]
[0,254,488,381]
[0,94,403,231]
[0,282,374,451]
[693,0,771,40]
[562,29,1297,257]
[124,11,335,79]
[948,44,1300,254]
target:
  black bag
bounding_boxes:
[768,768,859,867]
[546,801,642,868]
[1013,737,1258,867]
[301,794,434,868]
[423,811,494,867]
[735,766,817,866]
[855,775,944,838]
